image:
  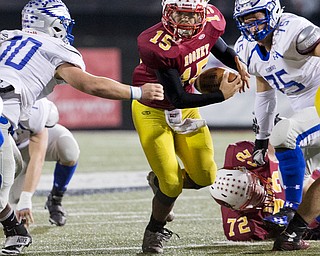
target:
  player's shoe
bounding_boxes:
[45,192,67,226]
[273,231,310,251]
[147,171,175,222]
[1,223,32,255]
[264,207,296,234]
[303,224,320,240]
[142,228,175,254]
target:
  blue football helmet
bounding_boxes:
[22,0,75,45]
[233,0,283,42]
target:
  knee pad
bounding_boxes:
[57,135,80,164]
[270,119,295,149]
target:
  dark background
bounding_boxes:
[1,0,319,129]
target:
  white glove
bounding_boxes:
[165,109,206,134]
[252,139,269,166]
[171,118,207,134]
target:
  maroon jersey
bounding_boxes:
[219,141,285,241]
[133,4,226,110]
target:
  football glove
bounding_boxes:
[253,139,269,166]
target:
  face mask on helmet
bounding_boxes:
[22,0,75,45]
[209,168,274,211]
[161,0,208,40]
[233,0,283,42]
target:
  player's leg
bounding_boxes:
[44,124,80,226]
[175,108,217,189]
[267,107,320,229]
[0,118,31,254]
[273,177,320,250]
[132,101,181,254]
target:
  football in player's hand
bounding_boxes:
[194,67,238,94]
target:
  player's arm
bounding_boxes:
[16,128,49,226]
[55,63,164,101]
[211,37,250,91]
[252,77,276,166]
[296,25,320,56]
[156,68,241,108]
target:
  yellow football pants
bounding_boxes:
[132,100,217,198]
[315,86,320,117]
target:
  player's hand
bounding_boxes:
[253,139,269,166]
[16,191,34,227]
[141,83,164,101]
[219,71,242,99]
[16,209,34,227]
[235,56,250,93]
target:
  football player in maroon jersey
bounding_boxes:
[131,0,249,253]
[210,140,285,241]
[210,140,320,245]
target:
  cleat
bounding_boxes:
[147,171,175,222]
[45,193,67,226]
[273,231,310,251]
[1,223,32,255]
[263,207,296,234]
[142,228,176,254]
[303,224,320,240]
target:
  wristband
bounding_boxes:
[17,191,33,211]
[130,86,142,100]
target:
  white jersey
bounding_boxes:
[234,13,320,112]
[13,98,52,149]
[0,29,85,121]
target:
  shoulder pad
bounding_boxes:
[138,25,180,69]
[206,4,226,33]
[296,25,320,55]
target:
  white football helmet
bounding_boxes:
[209,168,272,211]
[161,0,209,40]
[22,0,75,44]
[233,0,283,41]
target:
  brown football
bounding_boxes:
[194,67,238,94]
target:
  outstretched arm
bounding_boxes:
[56,63,164,101]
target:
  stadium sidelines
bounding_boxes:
[35,171,150,196]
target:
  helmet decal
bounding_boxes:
[22,0,75,44]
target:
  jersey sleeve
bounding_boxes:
[53,44,86,71]
[278,14,317,60]
[206,4,226,34]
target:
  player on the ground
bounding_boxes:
[210,140,320,242]
[10,98,79,227]
[210,140,285,241]
[233,0,320,242]
[0,0,163,254]
[131,0,250,253]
